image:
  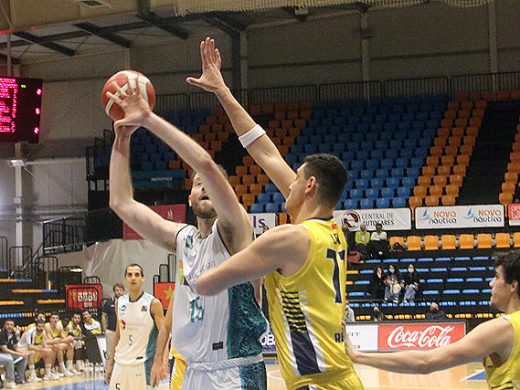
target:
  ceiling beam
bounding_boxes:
[13,31,74,56]
[202,13,244,37]
[74,22,132,48]
[137,14,189,39]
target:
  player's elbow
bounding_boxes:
[416,355,437,375]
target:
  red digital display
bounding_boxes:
[0,77,42,143]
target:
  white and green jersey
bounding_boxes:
[115,292,158,367]
[173,221,268,363]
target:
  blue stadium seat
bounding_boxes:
[386,177,400,188]
[415,112,429,121]
[381,159,394,169]
[337,134,349,145]
[376,198,390,208]
[384,149,399,159]
[365,132,379,142]
[356,150,370,160]
[376,169,390,179]
[399,149,413,159]
[343,199,359,209]
[370,123,383,132]
[395,158,409,169]
[397,122,411,131]
[365,188,379,199]
[412,120,425,130]
[375,140,388,149]
[332,143,345,153]
[360,170,373,179]
[389,139,402,150]
[272,192,285,204]
[422,128,436,138]
[304,144,317,154]
[381,188,395,198]
[387,113,400,123]
[410,157,424,168]
[348,170,359,181]
[392,197,407,208]
[391,168,404,178]
[418,138,432,148]
[397,186,413,197]
[414,147,429,158]
[257,193,271,204]
[250,204,264,213]
[374,114,386,123]
[365,159,379,170]
[406,167,420,177]
[350,160,364,171]
[265,203,280,213]
[265,183,277,193]
[380,130,393,139]
[350,189,363,199]
[355,179,369,190]
[360,141,373,151]
[370,178,384,189]
[360,199,374,209]
[318,144,332,153]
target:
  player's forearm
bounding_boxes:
[354,350,435,375]
[214,86,256,136]
[143,113,216,176]
[109,135,134,211]
[153,323,170,363]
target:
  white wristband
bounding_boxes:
[239,124,266,148]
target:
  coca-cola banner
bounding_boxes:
[378,322,466,351]
[415,205,504,229]
[333,208,411,231]
[248,213,276,236]
[508,204,520,226]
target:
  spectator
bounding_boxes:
[368,266,386,300]
[65,312,86,372]
[369,222,390,259]
[426,302,447,320]
[19,318,59,381]
[81,310,102,335]
[403,264,420,303]
[0,319,30,387]
[344,300,356,323]
[44,312,76,377]
[384,264,402,303]
[373,306,385,322]
[354,224,370,259]
[101,282,124,369]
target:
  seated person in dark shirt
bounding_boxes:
[426,302,447,320]
[0,319,31,386]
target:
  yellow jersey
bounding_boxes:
[46,321,63,339]
[264,218,357,389]
[485,310,520,389]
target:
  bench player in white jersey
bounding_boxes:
[107,77,268,389]
[105,263,165,389]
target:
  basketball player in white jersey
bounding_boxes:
[105,263,164,389]
[107,78,268,389]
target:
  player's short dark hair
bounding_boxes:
[125,263,144,277]
[113,282,124,292]
[303,154,347,208]
[495,251,520,297]
[50,312,60,318]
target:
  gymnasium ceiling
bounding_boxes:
[0,0,372,66]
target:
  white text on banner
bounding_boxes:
[333,208,411,231]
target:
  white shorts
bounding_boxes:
[181,354,266,390]
[110,361,157,390]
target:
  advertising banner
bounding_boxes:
[377,322,466,351]
[154,282,175,309]
[415,205,504,229]
[123,204,186,239]
[65,284,103,310]
[248,213,276,235]
[333,208,411,231]
[508,204,520,226]
[345,324,379,352]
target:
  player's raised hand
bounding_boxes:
[186,37,227,93]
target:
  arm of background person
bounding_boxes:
[344,316,513,374]
[151,296,173,386]
[186,37,296,198]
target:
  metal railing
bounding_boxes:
[451,71,520,95]
[0,236,7,273]
[249,84,317,105]
[155,93,189,113]
[43,217,86,255]
[383,76,449,98]
[8,245,33,278]
[319,81,382,103]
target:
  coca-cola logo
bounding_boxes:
[387,325,455,349]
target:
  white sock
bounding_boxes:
[59,361,67,372]
[66,360,73,370]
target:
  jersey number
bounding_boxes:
[326,248,345,304]
[128,335,133,346]
[189,296,204,323]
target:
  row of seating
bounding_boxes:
[390,232,520,250]
[499,118,520,205]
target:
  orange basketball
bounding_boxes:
[101,70,156,121]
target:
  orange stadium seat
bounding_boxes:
[463,135,476,146]
[286,110,298,120]
[262,104,274,115]
[274,111,285,121]
[455,92,469,101]
[441,194,456,206]
[472,108,485,118]
[502,182,516,194]
[504,172,518,183]
[456,154,470,166]
[467,126,480,137]
[235,166,247,176]
[422,166,436,177]
[514,232,520,248]
[168,160,181,169]
[235,184,248,196]
[288,127,301,137]
[300,110,312,120]
[508,162,520,173]
[429,185,443,197]
[418,176,432,186]
[414,186,427,197]
[497,90,510,101]
[444,145,458,156]
[461,100,473,109]
[441,155,455,166]
[278,213,289,225]
[427,156,440,166]
[294,119,306,129]
[217,131,229,142]
[444,110,457,119]
[257,174,269,185]
[434,137,447,147]
[249,183,263,195]
[424,235,439,250]
[458,109,470,118]
[454,118,468,128]
[483,91,497,101]
[242,175,255,185]
[277,145,289,155]
[437,165,451,177]
[448,136,461,147]
[209,140,222,151]
[459,144,474,156]
[451,127,465,137]
[447,101,459,110]
[474,99,487,109]
[409,196,423,210]
[511,89,520,100]
[433,175,447,186]
[249,165,262,176]
[438,127,450,137]
[477,233,493,249]
[511,152,520,162]
[449,175,463,186]
[446,184,460,196]
[470,117,482,127]
[441,118,454,128]
[441,234,457,250]
[453,165,467,176]
[407,236,422,251]
[249,104,261,116]
[241,194,255,208]
[281,119,293,129]
[275,127,287,138]
[469,92,481,101]
[425,196,440,206]
[495,233,511,249]
[243,155,254,167]
[268,120,279,129]
[499,192,513,205]
[459,234,475,249]
[390,236,405,250]
[282,136,295,147]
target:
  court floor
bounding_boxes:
[9,362,489,389]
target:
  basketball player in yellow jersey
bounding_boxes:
[191,37,363,390]
[343,251,520,389]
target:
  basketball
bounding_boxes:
[101,70,156,121]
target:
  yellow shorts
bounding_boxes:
[293,373,364,390]
[170,356,187,390]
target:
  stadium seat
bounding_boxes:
[433,176,447,186]
[413,186,427,197]
[409,196,423,210]
[418,176,432,186]
[441,195,456,206]
[407,236,422,251]
[424,235,439,250]
[459,234,475,249]
[392,197,407,208]
[477,234,493,249]
[390,236,405,249]
[495,233,511,249]
[429,185,443,197]
[514,232,520,248]
[499,192,513,205]
[441,234,457,250]
[425,196,440,206]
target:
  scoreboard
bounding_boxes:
[0,77,42,143]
